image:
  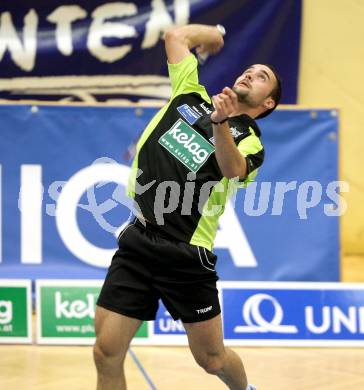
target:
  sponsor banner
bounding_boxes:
[221,282,364,347]
[0,0,301,103]
[36,280,148,345]
[0,279,32,344]
[38,281,363,347]
[128,282,364,346]
[0,105,339,282]
[0,105,338,281]
[3,279,361,346]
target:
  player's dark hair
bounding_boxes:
[255,65,282,119]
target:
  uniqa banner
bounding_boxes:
[154,282,364,346]
[0,0,301,103]
[0,104,340,282]
[33,281,364,346]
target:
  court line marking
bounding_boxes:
[129,347,157,390]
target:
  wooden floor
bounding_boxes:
[0,344,364,389]
[1,256,364,389]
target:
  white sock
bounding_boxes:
[246,385,257,390]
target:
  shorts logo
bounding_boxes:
[158,119,215,173]
[177,104,201,125]
[196,305,212,314]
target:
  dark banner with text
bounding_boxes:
[0,0,301,103]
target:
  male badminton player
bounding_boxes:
[94,23,281,390]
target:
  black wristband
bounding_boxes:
[211,117,229,125]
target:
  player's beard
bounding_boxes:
[232,86,256,107]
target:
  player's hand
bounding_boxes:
[196,41,223,57]
[211,87,239,123]
[195,26,224,57]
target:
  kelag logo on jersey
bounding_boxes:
[221,283,364,345]
[158,118,214,172]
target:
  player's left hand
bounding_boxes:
[211,87,239,123]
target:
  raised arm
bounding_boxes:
[164,24,224,64]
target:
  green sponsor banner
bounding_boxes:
[40,286,99,338]
[159,119,215,173]
[0,280,31,343]
[36,280,148,344]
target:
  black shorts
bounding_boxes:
[97,218,220,323]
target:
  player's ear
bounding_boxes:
[263,96,275,110]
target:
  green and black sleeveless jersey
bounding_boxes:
[127,54,264,251]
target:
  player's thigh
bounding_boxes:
[183,314,225,362]
[94,305,142,358]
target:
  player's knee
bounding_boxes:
[93,342,109,368]
[195,351,225,375]
[93,340,125,370]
